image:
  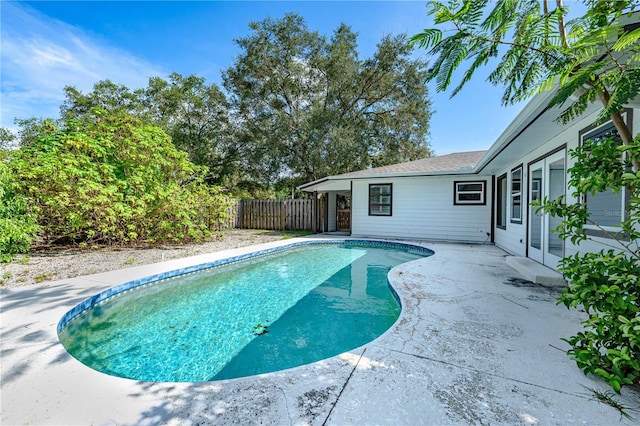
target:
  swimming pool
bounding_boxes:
[58,240,432,382]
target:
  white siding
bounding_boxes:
[339,105,638,263]
[351,176,492,243]
[494,111,591,256]
[327,192,337,232]
[493,107,640,262]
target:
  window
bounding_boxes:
[454,181,486,205]
[510,166,522,223]
[369,184,392,216]
[580,120,628,236]
[496,174,507,229]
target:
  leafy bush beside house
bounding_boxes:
[9,109,231,248]
[0,150,40,262]
[540,134,640,392]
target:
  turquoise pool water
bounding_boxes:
[58,241,431,382]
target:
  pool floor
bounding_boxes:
[58,243,428,381]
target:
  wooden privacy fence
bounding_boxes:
[235,199,313,231]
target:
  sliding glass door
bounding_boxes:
[528,150,565,268]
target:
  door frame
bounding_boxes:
[526,146,566,268]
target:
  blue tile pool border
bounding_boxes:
[57,239,434,333]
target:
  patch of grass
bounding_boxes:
[124,257,136,265]
[34,271,57,283]
[586,387,635,421]
[17,256,30,265]
[281,230,312,239]
[0,272,12,286]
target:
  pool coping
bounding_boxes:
[2,236,639,425]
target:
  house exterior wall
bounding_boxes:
[350,175,492,243]
[492,122,580,257]
[492,106,640,263]
[307,101,638,270]
[327,192,337,232]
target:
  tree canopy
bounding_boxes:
[224,14,432,187]
[58,74,238,187]
[5,13,433,197]
[411,0,639,165]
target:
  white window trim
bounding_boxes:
[579,117,629,235]
[496,174,507,229]
[510,166,523,223]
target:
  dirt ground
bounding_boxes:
[0,229,299,288]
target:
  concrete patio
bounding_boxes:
[2,237,639,425]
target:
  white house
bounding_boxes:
[299,89,639,275]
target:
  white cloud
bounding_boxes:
[0,3,166,128]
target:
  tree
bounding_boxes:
[0,128,16,150]
[142,73,238,187]
[57,76,238,188]
[411,0,640,391]
[61,80,145,123]
[411,0,639,167]
[11,117,59,148]
[224,13,432,188]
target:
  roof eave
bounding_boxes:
[297,177,329,191]
[298,169,481,192]
[473,90,556,173]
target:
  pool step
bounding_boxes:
[505,256,566,288]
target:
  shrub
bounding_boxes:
[0,151,40,262]
[540,134,640,392]
[11,109,231,246]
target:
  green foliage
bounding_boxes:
[587,386,634,420]
[59,75,238,190]
[142,73,237,187]
[11,110,232,246]
[61,80,145,122]
[411,1,640,126]
[224,13,432,185]
[0,128,16,150]
[538,133,640,392]
[13,118,59,148]
[558,250,640,392]
[0,151,40,262]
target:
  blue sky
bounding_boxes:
[1,1,570,155]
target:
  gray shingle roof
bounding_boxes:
[337,150,487,178]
